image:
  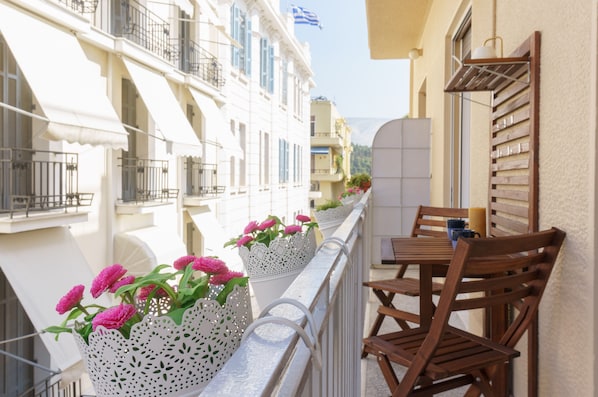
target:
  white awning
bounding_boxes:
[173,0,194,15]
[188,88,243,159]
[0,227,111,373]
[187,207,243,272]
[114,226,187,275]
[195,0,221,26]
[0,4,128,150]
[122,58,202,157]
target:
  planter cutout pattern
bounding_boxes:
[314,204,353,238]
[73,285,252,397]
[238,229,316,308]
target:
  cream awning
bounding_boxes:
[122,58,202,157]
[0,227,111,373]
[188,88,243,159]
[114,226,187,275]
[0,4,128,149]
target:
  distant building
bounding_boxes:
[0,0,313,393]
[309,98,352,208]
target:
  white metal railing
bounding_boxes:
[201,191,371,396]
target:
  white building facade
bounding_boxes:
[0,0,313,393]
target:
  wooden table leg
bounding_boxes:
[419,265,433,327]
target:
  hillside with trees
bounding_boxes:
[350,144,371,175]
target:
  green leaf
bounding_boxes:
[165,307,188,325]
[45,326,72,334]
[216,277,249,306]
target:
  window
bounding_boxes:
[293,144,302,184]
[281,59,288,105]
[121,78,138,203]
[0,36,33,211]
[293,77,303,118]
[230,120,236,187]
[260,38,274,93]
[260,131,270,185]
[278,138,289,183]
[310,115,316,136]
[0,270,35,395]
[239,123,246,186]
[230,4,251,75]
[450,11,472,208]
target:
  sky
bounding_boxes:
[279,0,411,145]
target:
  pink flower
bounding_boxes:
[192,256,228,274]
[137,285,168,300]
[296,214,311,223]
[109,276,135,293]
[210,271,245,285]
[258,218,277,230]
[244,221,259,234]
[92,303,137,331]
[90,264,127,298]
[236,235,254,247]
[284,225,302,235]
[56,285,85,315]
[173,255,197,270]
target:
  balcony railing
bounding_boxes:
[55,0,225,89]
[184,161,224,198]
[57,0,98,13]
[110,0,174,61]
[0,148,93,218]
[173,38,225,88]
[202,192,371,396]
[119,157,178,204]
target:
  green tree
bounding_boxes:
[350,144,371,175]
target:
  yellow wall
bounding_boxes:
[405,0,595,394]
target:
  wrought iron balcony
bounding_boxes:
[53,0,225,89]
[118,157,179,204]
[57,0,98,13]
[0,148,93,218]
[172,38,226,88]
[110,0,174,61]
[184,161,224,198]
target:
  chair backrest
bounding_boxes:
[431,227,565,348]
[410,205,469,238]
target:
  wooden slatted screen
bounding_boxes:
[489,32,541,237]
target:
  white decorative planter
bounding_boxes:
[238,229,316,309]
[313,204,353,238]
[340,192,363,207]
[73,285,252,397]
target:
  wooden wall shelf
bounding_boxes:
[444,56,529,92]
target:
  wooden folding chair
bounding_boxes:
[363,227,566,397]
[362,206,468,357]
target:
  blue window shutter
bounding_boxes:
[231,5,239,68]
[278,138,283,182]
[260,38,267,88]
[246,20,252,76]
[268,46,274,93]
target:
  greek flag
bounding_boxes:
[291,5,322,28]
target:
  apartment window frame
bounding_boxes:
[449,10,472,208]
[260,37,274,93]
[230,4,251,75]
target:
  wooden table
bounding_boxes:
[386,236,511,395]
[389,237,454,326]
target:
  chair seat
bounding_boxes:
[363,277,444,296]
[364,325,521,381]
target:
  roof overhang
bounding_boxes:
[365,0,431,59]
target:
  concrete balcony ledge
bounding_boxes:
[0,211,89,234]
